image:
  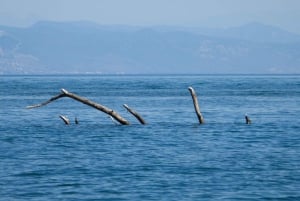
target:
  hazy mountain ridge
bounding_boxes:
[0,21,300,74]
[177,22,300,43]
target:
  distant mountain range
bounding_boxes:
[0,21,300,74]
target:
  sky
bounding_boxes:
[0,0,300,34]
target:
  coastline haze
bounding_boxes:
[0,0,299,34]
[0,0,300,74]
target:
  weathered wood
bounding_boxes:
[245,114,251,124]
[188,87,204,124]
[27,88,130,125]
[123,104,146,125]
[26,93,66,109]
[59,115,70,125]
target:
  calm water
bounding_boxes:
[0,75,299,200]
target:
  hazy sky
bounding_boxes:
[1,0,300,33]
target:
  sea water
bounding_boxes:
[0,75,299,200]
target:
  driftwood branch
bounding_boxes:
[188,87,204,124]
[27,88,130,125]
[123,104,146,125]
[26,93,66,109]
[59,115,70,125]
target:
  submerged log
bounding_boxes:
[27,89,130,125]
[59,115,70,125]
[123,104,146,125]
[188,87,204,124]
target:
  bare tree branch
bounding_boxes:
[188,87,204,124]
[59,115,70,125]
[26,93,66,109]
[27,89,130,125]
[123,104,146,125]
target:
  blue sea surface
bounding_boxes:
[0,75,300,200]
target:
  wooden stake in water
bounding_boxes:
[188,87,204,124]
